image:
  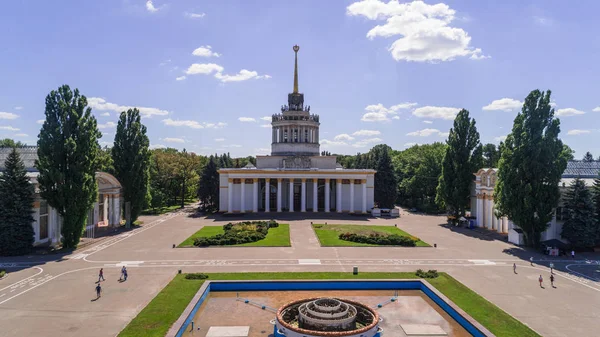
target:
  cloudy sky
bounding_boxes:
[1,0,599,158]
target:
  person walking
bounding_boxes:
[571,250,575,259]
[530,257,534,266]
[550,274,555,287]
[98,268,105,282]
[549,263,554,274]
[95,283,102,299]
[513,263,517,274]
[538,275,544,288]
[123,268,128,281]
[120,266,126,281]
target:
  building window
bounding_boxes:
[305,129,308,142]
[98,194,105,222]
[294,129,298,142]
[233,178,242,184]
[556,206,567,221]
[39,200,49,240]
[284,130,288,142]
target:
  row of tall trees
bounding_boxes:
[560,176,600,248]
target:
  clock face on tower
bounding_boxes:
[288,93,304,109]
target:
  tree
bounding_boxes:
[96,145,114,173]
[112,108,150,223]
[198,156,220,212]
[0,139,25,148]
[374,146,397,208]
[482,143,501,168]
[436,109,482,219]
[561,177,598,248]
[583,151,594,162]
[36,85,101,249]
[592,172,600,241]
[495,89,568,246]
[0,148,35,255]
[562,144,575,160]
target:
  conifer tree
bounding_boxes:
[561,177,598,248]
[112,108,150,223]
[583,151,594,162]
[198,157,219,212]
[36,85,101,249]
[0,148,35,255]
[374,146,397,208]
[591,172,600,241]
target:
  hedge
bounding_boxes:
[194,220,279,247]
[338,232,417,246]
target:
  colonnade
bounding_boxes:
[227,177,367,213]
[271,126,319,144]
[476,193,509,233]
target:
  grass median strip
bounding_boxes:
[118,271,539,337]
[178,223,290,247]
[312,224,430,247]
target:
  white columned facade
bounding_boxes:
[349,179,355,213]
[277,178,282,212]
[240,180,246,213]
[313,179,318,212]
[325,179,330,212]
[486,197,493,229]
[265,179,270,212]
[336,179,342,213]
[476,194,483,227]
[252,178,258,212]
[301,179,307,212]
[289,179,294,212]
[227,179,233,213]
[362,179,367,213]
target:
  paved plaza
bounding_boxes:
[1,207,599,337]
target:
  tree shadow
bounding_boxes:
[437,223,508,242]
[202,212,379,222]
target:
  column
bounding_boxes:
[486,198,493,229]
[313,179,318,212]
[349,179,355,213]
[289,179,294,212]
[362,179,367,213]
[476,194,483,227]
[336,179,342,213]
[253,178,258,213]
[272,128,276,143]
[240,179,246,213]
[277,178,282,212]
[325,179,330,212]
[301,178,306,212]
[264,179,270,212]
[227,178,233,213]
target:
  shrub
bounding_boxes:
[0,269,5,278]
[185,273,209,280]
[313,224,323,229]
[416,269,439,278]
[338,232,416,246]
[193,221,279,247]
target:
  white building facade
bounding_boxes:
[218,46,376,213]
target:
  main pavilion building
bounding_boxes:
[219,46,376,214]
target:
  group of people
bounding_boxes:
[95,266,128,299]
[515,257,559,289]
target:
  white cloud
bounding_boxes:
[150,144,167,149]
[88,97,169,118]
[352,129,381,137]
[98,121,116,129]
[494,135,507,142]
[347,0,488,62]
[360,103,419,122]
[159,59,171,66]
[361,112,389,122]
[255,148,270,155]
[260,116,272,121]
[145,0,161,13]
[403,142,417,147]
[556,108,585,117]
[192,46,221,58]
[176,76,186,81]
[334,134,355,142]
[214,69,271,83]
[14,133,28,137]
[223,144,242,148]
[567,129,591,136]
[406,128,443,137]
[260,124,271,128]
[164,137,185,143]
[470,50,491,60]
[14,106,23,110]
[162,118,226,129]
[0,112,19,120]
[184,12,205,19]
[0,126,20,131]
[36,119,44,125]
[438,131,449,138]
[352,137,384,148]
[593,107,600,112]
[214,138,225,142]
[238,117,256,122]
[100,112,110,117]
[321,139,348,147]
[483,98,523,112]
[185,63,224,75]
[423,120,433,124]
[412,106,459,120]
[392,116,400,120]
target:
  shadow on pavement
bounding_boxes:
[437,223,508,242]
[199,211,381,222]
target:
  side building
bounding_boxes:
[218,46,376,213]
[0,146,123,246]
[470,161,600,245]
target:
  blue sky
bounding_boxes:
[1,0,599,159]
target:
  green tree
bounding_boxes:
[583,151,594,162]
[436,109,482,219]
[36,85,101,248]
[482,143,501,168]
[112,108,150,223]
[561,177,598,248]
[0,139,25,147]
[96,145,114,173]
[592,172,600,241]
[562,144,575,160]
[198,156,220,212]
[0,148,35,255]
[374,146,397,208]
[495,89,567,246]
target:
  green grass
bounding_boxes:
[178,224,290,247]
[118,272,539,337]
[312,224,430,247]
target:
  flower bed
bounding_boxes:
[193,220,279,247]
[338,232,417,246]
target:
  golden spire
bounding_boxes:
[293,45,300,94]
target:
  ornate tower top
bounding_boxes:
[293,45,300,94]
[287,45,305,111]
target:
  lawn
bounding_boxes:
[312,224,430,247]
[178,224,290,247]
[118,271,539,337]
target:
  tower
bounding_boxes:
[270,45,321,156]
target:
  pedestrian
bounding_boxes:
[98,268,105,282]
[550,274,555,287]
[95,283,102,298]
[539,275,543,288]
[530,257,534,266]
[571,250,575,259]
[513,263,517,274]
[123,268,128,281]
[120,266,126,281]
[549,263,554,274]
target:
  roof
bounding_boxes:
[0,146,39,172]
[562,160,600,178]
